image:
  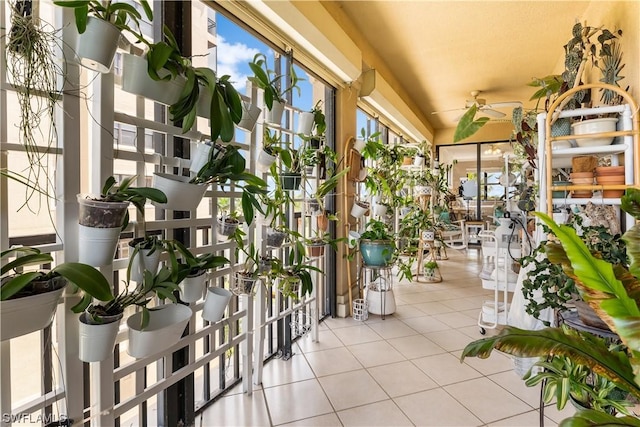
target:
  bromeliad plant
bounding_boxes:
[461,188,640,426]
[1,247,113,307]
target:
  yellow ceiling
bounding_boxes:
[323,1,639,144]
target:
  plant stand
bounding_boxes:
[414,235,444,283]
[361,265,395,319]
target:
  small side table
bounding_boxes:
[465,221,485,245]
[361,264,395,319]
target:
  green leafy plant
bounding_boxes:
[248,53,303,110]
[144,26,242,142]
[310,100,326,136]
[461,188,640,425]
[453,104,490,142]
[425,261,438,270]
[1,247,113,309]
[276,241,322,299]
[98,175,167,229]
[360,218,395,242]
[521,215,628,325]
[525,352,631,414]
[190,144,267,225]
[53,0,152,40]
[262,128,284,156]
[84,267,180,329]
[166,240,230,284]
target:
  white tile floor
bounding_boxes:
[200,248,575,426]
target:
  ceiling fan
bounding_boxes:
[433,90,522,120]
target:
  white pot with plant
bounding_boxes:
[122,53,185,106]
[78,176,167,267]
[54,0,153,73]
[127,304,192,359]
[1,247,112,342]
[248,53,303,126]
[202,286,233,323]
[237,100,262,132]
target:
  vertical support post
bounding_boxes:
[0,342,11,427]
[241,294,253,395]
[253,278,265,386]
[58,6,85,425]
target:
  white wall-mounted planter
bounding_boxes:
[350,201,369,219]
[152,173,207,211]
[353,138,366,153]
[179,270,208,303]
[1,285,65,341]
[189,142,213,176]
[257,149,277,172]
[237,101,262,132]
[128,240,162,283]
[78,312,123,363]
[413,155,426,167]
[77,194,129,266]
[122,53,184,106]
[127,304,192,359]
[297,111,315,135]
[347,231,361,249]
[202,287,232,323]
[372,202,388,217]
[265,100,285,125]
[76,17,121,73]
[265,227,287,248]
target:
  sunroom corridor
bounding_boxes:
[199,248,574,427]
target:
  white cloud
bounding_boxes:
[216,35,260,92]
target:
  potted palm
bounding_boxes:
[1,247,113,342]
[248,53,303,124]
[78,175,167,267]
[53,0,152,73]
[359,218,396,267]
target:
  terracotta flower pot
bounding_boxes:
[595,166,625,177]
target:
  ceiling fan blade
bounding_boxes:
[478,108,506,118]
[485,101,523,109]
[453,111,466,122]
[432,107,465,115]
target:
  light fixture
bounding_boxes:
[483,145,502,156]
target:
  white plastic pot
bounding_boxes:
[128,244,162,283]
[78,312,122,363]
[366,287,396,316]
[265,99,285,125]
[347,231,361,249]
[350,202,369,219]
[1,286,65,341]
[353,138,366,153]
[122,53,184,105]
[152,173,207,211]
[257,149,277,172]
[372,202,388,217]
[179,271,208,303]
[237,101,262,132]
[78,225,122,267]
[190,142,213,176]
[297,111,315,135]
[202,287,232,323]
[76,17,121,73]
[127,304,192,359]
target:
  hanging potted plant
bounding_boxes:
[77,175,167,267]
[231,242,263,296]
[1,247,113,342]
[359,218,396,267]
[127,235,165,283]
[217,211,241,238]
[248,53,303,125]
[276,242,321,299]
[166,240,230,304]
[76,267,185,362]
[258,129,283,172]
[53,0,153,73]
[154,144,267,226]
[278,146,305,190]
[237,97,262,132]
[6,1,64,211]
[298,100,326,137]
[144,26,243,142]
